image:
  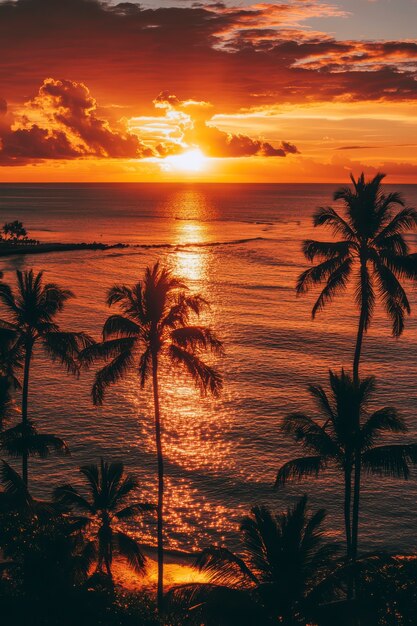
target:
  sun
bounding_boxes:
[165,148,207,172]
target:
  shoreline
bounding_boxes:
[0,242,128,257]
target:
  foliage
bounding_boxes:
[276,370,417,558]
[54,459,153,578]
[168,496,339,625]
[298,172,417,337]
[1,221,28,242]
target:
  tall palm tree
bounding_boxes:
[297,172,417,386]
[0,270,93,485]
[169,496,338,625]
[54,459,152,579]
[80,262,223,609]
[275,370,417,561]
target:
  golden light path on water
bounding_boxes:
[120,190,237,565]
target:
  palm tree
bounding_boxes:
[275,370,417,562]
[169,496,338,625]
[53,459,151,579]
[80,262,223,609]
[0,461,95,604]
[0,270,93,485]
[297,172,417,386]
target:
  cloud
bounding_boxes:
[189,119,299,157]
[0,78,154,165]
[130,91,299,158]
[0,80,298,165]
[1,0,417,115]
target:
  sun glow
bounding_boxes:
[164,148,207,172]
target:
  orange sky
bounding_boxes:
[1,0,417,182]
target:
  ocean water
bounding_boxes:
[0,182,417,555]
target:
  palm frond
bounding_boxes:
[374,207,417,243]
[275,456,327,488]
[92,349,135,405]
[42,331,94,375]
[282,413,338,457]
[79,337,135,368]
[102,314,141,339]
[360,407,406,449]
[296,255,349,295]
[382,252,417,281]
[195,545,258,587]
[312,207,356,240]
[1,430,70,459]
[115,502,155,519]
[52,484,94,513]
[114,531,146,573]
[0,283,19,319]
[372,253,410,336]
[302,240,354,262]
[167,583,265,626]
[169,344,223,397]
[0,459,31,504]
[362,444,417,479]
[312,258,352,318]
[171,326,224,355]
[307,383,335,423]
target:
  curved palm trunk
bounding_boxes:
[152,351,164,612]
[351,256,368,559]
[353,300,366,389]
[21,340,33,486]
[351,257,368,624]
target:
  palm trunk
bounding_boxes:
[351,257,367,623]
[353,301,366,389]
[152,351,164,612]
[351,256,368,556]
[344,464,352,559]
[21,339,33,486]
[351,457,361,562]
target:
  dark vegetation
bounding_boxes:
[1,173,417,624]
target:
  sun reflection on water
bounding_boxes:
[174,221,206,282]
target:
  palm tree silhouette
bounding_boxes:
[297,172,417,385]
[0,270,93,485]
[80,262,223,609]
[169,496,338,625]
[54,459,152,579]
[0,461,95,604]
[275,370,417,561]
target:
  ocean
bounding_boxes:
[0,182,417,555]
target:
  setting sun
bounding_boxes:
[164,148,207,173]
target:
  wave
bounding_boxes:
[128,237,267,250]
[174,216,300,225]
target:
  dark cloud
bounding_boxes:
[335,145,377,151]
[0,78,154,165]
[0,0,416,113]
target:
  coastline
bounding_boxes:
[0,242,128,257]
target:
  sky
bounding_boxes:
[0,0,417,182]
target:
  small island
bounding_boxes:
[0,220,128,257]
